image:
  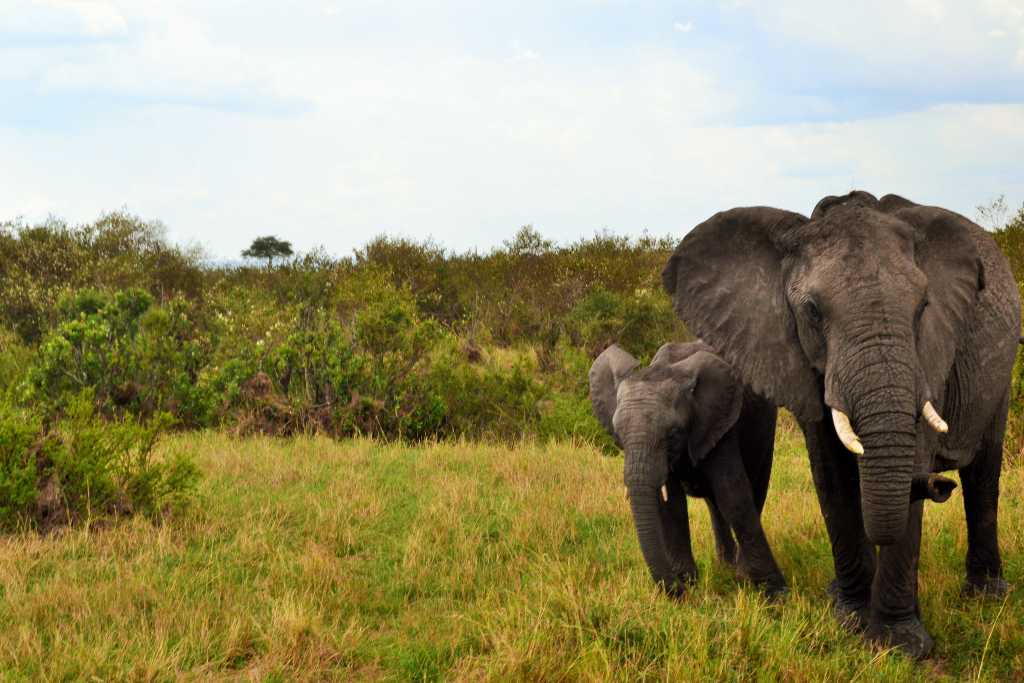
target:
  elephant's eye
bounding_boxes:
[805,298,822,324]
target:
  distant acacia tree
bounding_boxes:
[242,236,293,267]
[503,225,554,257]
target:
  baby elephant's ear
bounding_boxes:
[674,352,743,464]
[589,345,640,436]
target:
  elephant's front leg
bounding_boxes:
[866,499,932,659]
[657,477,699,586]
[801,419,876,627]
[703,432,786,597]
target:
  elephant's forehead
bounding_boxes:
[803,207,914,250]
[616,376,675,402]
[799,217,916,269]
[793,228,926,302]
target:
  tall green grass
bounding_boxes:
[0,428,1019,680]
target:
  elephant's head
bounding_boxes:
[590,343,742,594]
[661,191,985,544]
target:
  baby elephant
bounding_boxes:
[590,341,785,598]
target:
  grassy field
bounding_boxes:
[0,425,1021,681]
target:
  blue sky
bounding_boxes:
[2,1,1023,259]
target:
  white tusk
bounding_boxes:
[831,408,864,456]
[922,401,948,434]
[661,484,668,502]
[624,487,629,502]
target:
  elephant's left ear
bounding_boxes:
[674,351,744,465]
[661,207,820,421]
[589,344,641,436]
[881,197,985,399]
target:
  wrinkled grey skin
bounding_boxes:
[661,191,1021,658]
[590,341,785,598]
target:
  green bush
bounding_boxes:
[568,287,683,360]
[0,329,33,398]
[538,392,616,454]
[0,213,203,343]
[429,345,546,441]
[23,290,216,426]
[23,288,153,412]
[0,216,690,448]
[0,404,47,530]
[0,395,198,530]
[52,395,198,521]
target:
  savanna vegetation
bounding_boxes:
[1,429,1021,680]
[0,200,1021,678]
[0,212,694,530]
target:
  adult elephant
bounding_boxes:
[660,191,1020,658]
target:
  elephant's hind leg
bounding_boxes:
[703,432,786,598]
[961,394,1009,597]
[705,499,737,566]
[745,445,773,516]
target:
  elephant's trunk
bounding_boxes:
[838,347,918,546]
[623,438,689,596]
[626,485,685,596]
[858,417,916,544]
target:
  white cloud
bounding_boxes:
[727,0,1024,84]
[905,0,946,22]
[2,2,292,111]
[38,0,127,36]
[673,21,693,33]
[0,2,1021,259]
[510,40,539,62]
[0,0,124,36]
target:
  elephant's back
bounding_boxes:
[650,340,716,368]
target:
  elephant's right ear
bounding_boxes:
[589,344,640,436]
[661,207,823,422]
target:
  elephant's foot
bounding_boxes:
[963,575,1009,598]
[865,617,934,660]
[736,564,787,601]
[827,580,870,632]
[758,576,789,602]
[661,568,698,600]
[716,546,737,567]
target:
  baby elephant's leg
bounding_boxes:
[705,499,737,566]
[702,432,786,597]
